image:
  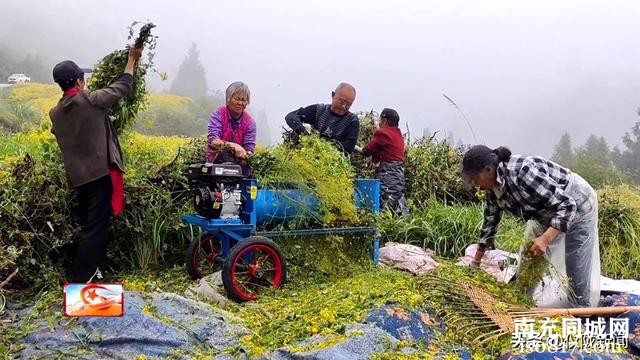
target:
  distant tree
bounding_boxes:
[21,54,50,83]
[255,109,272,147]
[611,145,624,173]
[613,112,640,184]
[0,43,52,84]
[170,43,208,99]
[551,132,575,168]
[422,127,441,141]
[446,131,455,146]
[192,92,225,119]
[573,135,625,187]
[0,46,14,81]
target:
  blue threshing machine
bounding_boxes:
[182,162,380,302]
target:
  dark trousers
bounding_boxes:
[71,175,112,282]
[375,162,410,217]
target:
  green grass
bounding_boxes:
[0,130,54,162]
[0,87,41,135]
[379,199,524,259]
[598,185,640,279]
[0,134,25,158]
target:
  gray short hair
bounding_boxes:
[335,82,356,95]
[225,81,251,103]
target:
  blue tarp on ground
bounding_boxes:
[365,305,444,342]
[361,294,640,359]
[19,292,246,359]
[12,291,640,359]
[364,305,473,359]
[268,324,398,360]
[600,293,640,351]
[503,294,640,359]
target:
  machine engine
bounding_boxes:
[185,163,246,219]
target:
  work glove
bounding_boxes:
[302,123,313,135]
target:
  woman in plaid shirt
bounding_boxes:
[462,145,600,307]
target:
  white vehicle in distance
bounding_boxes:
[7,74,31,83]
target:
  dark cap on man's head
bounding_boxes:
[52,60,90,86]
[380,108,400,126]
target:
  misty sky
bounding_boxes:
[2,0,640,156]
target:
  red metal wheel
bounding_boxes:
[185,233,223,279]
[222,236,287,302]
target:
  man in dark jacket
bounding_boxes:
[285,82,360,154]
[49,47,142,282]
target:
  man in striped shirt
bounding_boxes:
[285,82,360,155]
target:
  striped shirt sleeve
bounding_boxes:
[480,196,502,249]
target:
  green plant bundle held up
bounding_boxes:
[351,110,378,179]
[87,22,158,134]
[513,240,549,292]
[512,239,574,303]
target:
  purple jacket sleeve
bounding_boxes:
[207,109,223,142]
[243,119,257,153]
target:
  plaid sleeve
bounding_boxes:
[480,196,502,249]
[516,160,577,232]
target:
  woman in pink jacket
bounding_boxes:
[206,81,257,175]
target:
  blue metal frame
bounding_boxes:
[257,226,381,263]
[182,179,381,263]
